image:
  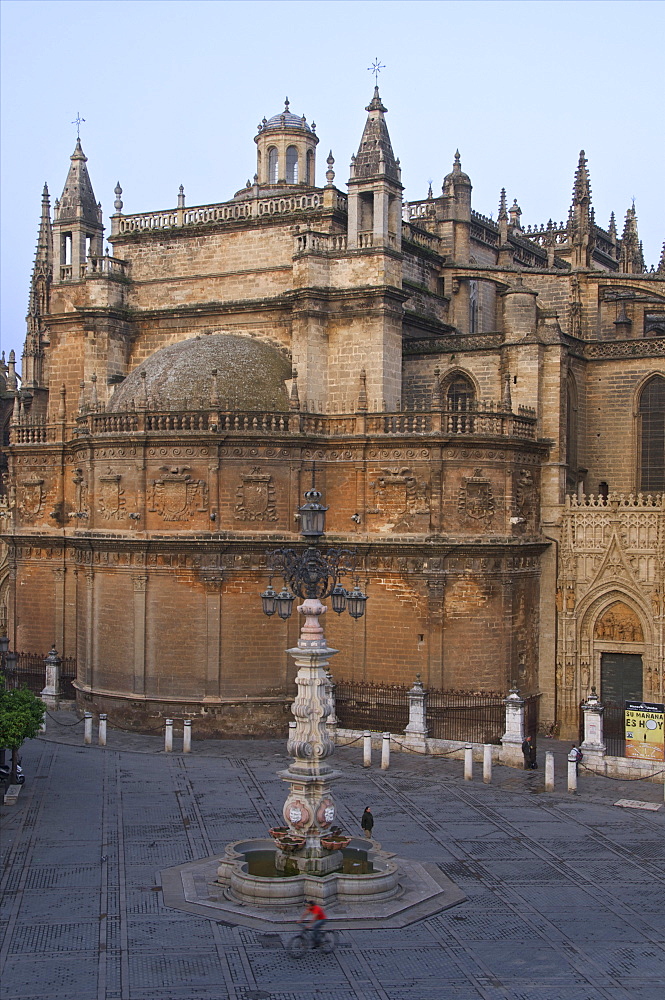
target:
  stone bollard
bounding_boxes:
[404,674,429,752]
[183,719,192,753]
[567,751,578,793]
[464,744,473,781]
[545,751,555,791]
[363,731,372,767]
[381,733,390,770]
[483,744,492,784]
[165,719,173,753]
[84,711,93,745]
[98,713,107,747]
[40,718,47,733]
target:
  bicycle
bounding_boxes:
[286,923,337,958]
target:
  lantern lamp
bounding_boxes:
[260,583,278,617]
[330,583,347,615]
[276,587,296,620]
[298,487,328,538]
[346,582,368,620]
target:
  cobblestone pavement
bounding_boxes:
[1,713,664,1000]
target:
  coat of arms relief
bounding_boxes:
[458,469,495,522]
[18,476,45,518]
[97,468,125,520]
[235,468,277,521]
[370,467,429,531]
[148,466,208,522]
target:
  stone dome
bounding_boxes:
[108,334,291,412]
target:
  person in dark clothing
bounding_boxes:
[522,736,536,770]
[361,806,374,839]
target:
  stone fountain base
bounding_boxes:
[160,837,466,931]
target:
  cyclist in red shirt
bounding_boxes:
[300,900,327,948]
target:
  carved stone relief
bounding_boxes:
[18,477,44,518]
[369,467,429,531]
[72,468,89,516]
[97,468,125,520]
[594,601,644,642]
[235,467,276,521]
[148,466,208,521]
[458,469,495,522]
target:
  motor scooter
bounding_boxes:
[0,760,25,784]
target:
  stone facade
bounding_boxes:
[1,90,663,737]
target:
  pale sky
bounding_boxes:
[1,0,663,370]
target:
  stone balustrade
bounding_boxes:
[294,231,348,254]
[114,190,336,236]
[402,222,441,253]
[566,491,664,509]
[11,403,539,445]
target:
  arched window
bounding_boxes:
[306,149,314,186]
[286,146,298,184]
[446,375,475,433]
[638,374,665,491]
[268,147,278,185]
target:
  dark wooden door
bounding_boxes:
[600,652,643,704]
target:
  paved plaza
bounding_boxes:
[1,713,664,1000]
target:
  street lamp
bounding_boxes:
[257,486,368,876]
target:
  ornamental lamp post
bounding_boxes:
[259,486,368,875]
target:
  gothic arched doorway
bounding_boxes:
[594,601,644,703]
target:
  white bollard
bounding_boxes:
[40,718,47,733]
[567,752,578,793]
[165,719,173,753]
[545,751,555,791]
[98,713,107,747]
[483,743,492,784]
[84,711,93,745]
[183,719,192,753]
[464,744,473,781]
[363,731,372,768]
[381,733,390,770]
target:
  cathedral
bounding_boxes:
[1,88,663,738]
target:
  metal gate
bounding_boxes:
[1,652,77,700]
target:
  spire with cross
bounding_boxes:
[368,58,385,86]
[72,112,85,139]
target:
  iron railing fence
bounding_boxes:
[335,681,541,746]
[1,652,77,700]
[426,690,506,744]
[580,699,625,757]
[334,681,410,732]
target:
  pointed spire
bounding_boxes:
[57,138,100,226]
[498,188,508,221]
[658,241,665,274]
[289,368,300,411]
[572,150,591,206]
[354,88,398,181]
[325,151,335,187]
[608,211,617,241]
[6,351,17,391]
[210,368,220,408]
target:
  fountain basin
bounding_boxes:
[216,837,401,906]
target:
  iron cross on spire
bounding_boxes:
[72,112,85,139]
[368,58,385,86]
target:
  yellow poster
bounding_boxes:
[624,702,665,761]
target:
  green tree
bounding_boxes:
[0,681,45,783]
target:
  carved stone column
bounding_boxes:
[404,674,428,749]
[581,687,606,762]
[202,571,223,699]
[277,598,341,875]
[41,645,62,709]
[500,687,525,767]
